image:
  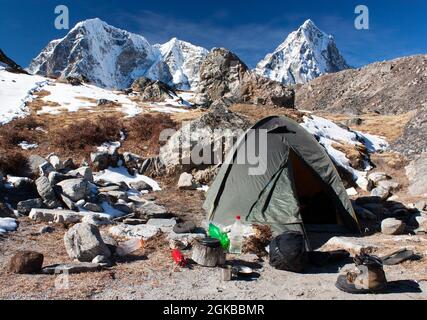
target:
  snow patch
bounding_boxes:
[94,166,161,191]
[301,115,387,189]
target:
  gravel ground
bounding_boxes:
[1,216,427,300]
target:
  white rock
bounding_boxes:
[147,218,177,232]
[346,188,358,196]
[367,172,390,184]
[381,218,406,235]
[57,178,89,202]
[108,224,160,240]
[48,155,64,170]
[178,173,197,190]
[320,236,378,255]
[64,223,111,262]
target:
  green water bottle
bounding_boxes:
[208,223,230,251]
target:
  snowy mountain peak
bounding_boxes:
[28,19,208,90]
[255,19,350,85]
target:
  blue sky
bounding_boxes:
[1,0,426,68]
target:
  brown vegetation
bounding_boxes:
[50,116,123,153]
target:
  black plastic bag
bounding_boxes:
[269,231,308,272]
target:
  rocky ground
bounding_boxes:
[1,48,427,300]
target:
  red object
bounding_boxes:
[236,216,241,220]
[172,249,187,267]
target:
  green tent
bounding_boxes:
[203,116,360,241]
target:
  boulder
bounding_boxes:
[405,153,427,197]
[0,202,14,218]
[48,172,72,186]
[7,251,44,274]
[57,178,89,202]
[195,48,295,108]
[129,180,152,192]
[39,161,55,177]
[160,99,251,171]
[60,194,77,211]
[0,217,18,234]
[48,155,63,171]
[414,200,426,212]
[367,172,390,184]
[381,218,406,235]
[377,180,400,192]
[113,203,133,215]
[29,208,112,225]
[83,202,104,213]
[147,218,177,232]
[135,202,169,219]
[64,223,111,262]
[131,77,176,102]
[370,186,390,200]
[97,99,114,106]
[178,173,197,190]
[41,263,102,275]
[67,167,94,183]
[36,176,62,209]
[82,214,112,226]
[28,155,48,177]
[17,198,44,215]
[108,224,160,240]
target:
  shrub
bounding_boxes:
[0,150,28,176]
[125,113,177,153]
[50,116,123,152]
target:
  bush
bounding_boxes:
[0,150,28,176]
[125,113,177,153]
[50,116,123,152]
[0,116,42,147]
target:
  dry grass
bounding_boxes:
[50,116,123,153]
[122,113,178,156]
[319,112,415,142]
[332,141,367,170]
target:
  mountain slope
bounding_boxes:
[28,19,208,90]
[295,54,427,157]
[148,38,208,90]
[0,49,28,74]
[255,19,350,85]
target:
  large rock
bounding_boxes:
[367,172,390,184]
[7,251,44,274]
[131,77,176,102]
[134,202,169,219]
[64,223,111,262]
[41,263,102,275]
[28,155,49,177]
[108,224,160,240]
[67,167,94,183]
[17,198,44,215]
[29,208,111,224]
[381,218,406,235]
[406,153,427,196]
[195,48,295,108]
[57,178,89,202]
[36,176,62,209]
[160,99,251,171]
[177,173,197,190]
[370,186,390,200]
[0,202,14,218]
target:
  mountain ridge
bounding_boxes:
[255,19,350,84]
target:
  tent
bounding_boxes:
[203,116,360,244]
